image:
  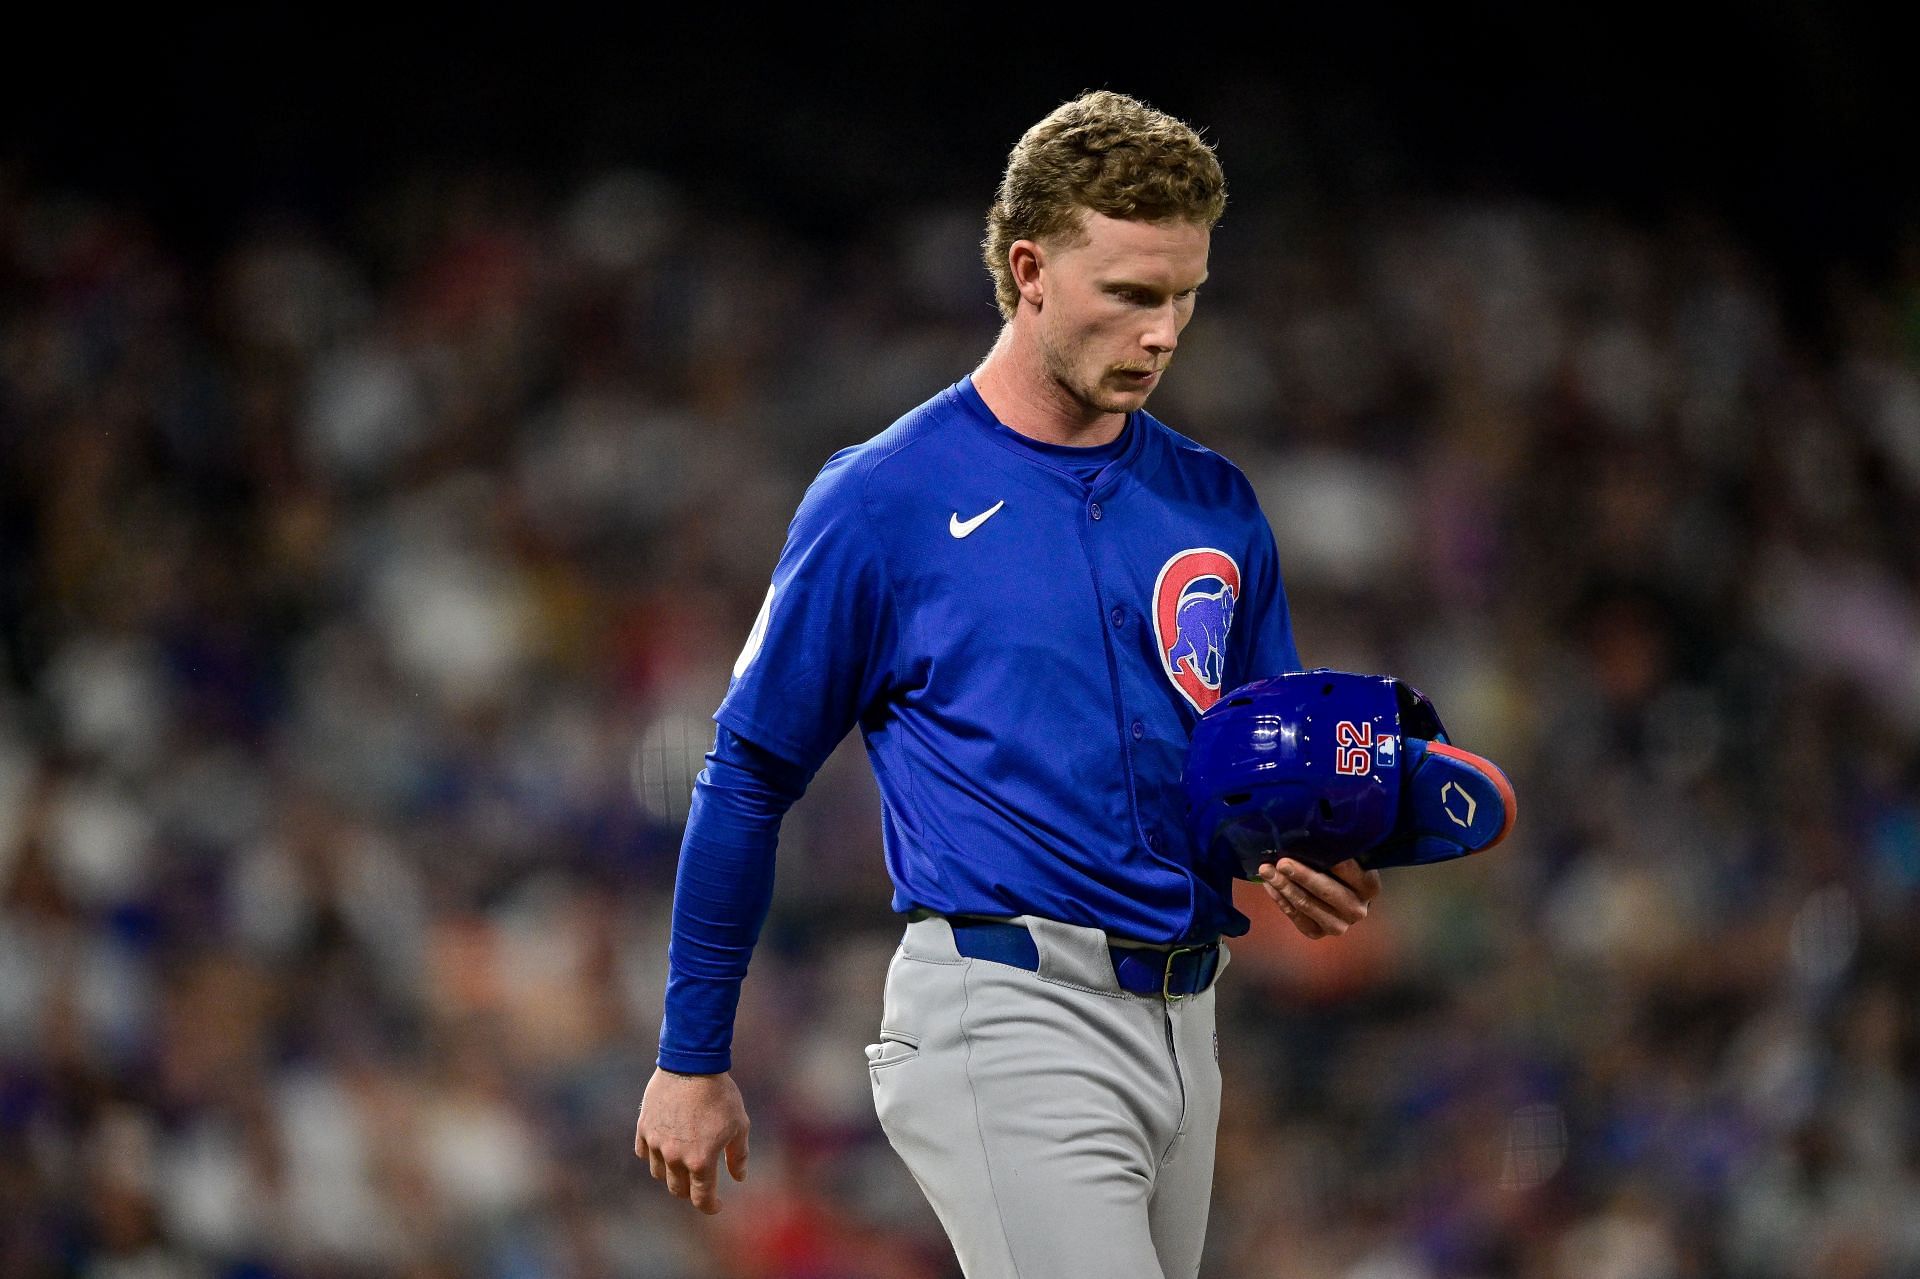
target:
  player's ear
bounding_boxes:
[1009,240,1045,308]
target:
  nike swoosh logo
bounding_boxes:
[949,500,1006,538]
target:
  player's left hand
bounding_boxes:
[1256,857,1380,940]
[634,1068,750,1215]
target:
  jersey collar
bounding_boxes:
[950,375,1150,498]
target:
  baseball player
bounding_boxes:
[634,90,1383,1277]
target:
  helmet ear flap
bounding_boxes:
[1362,738,1516,868]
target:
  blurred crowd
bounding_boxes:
[1,160,1918,1279]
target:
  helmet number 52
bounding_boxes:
[1335,720,1373,776]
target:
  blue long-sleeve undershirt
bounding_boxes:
[656,725,812,1074]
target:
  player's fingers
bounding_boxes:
[664,1157,691,1202]
[1278,859,1368,925]
[647,1145,667,1182]
[1284,901,1328,939]
[1329,858,1383,902]
[633,1117,649,1162]
[1291,901,1329,938]
[1281,885,1345,935]
[1273,864,1353,935]
[726,1127,750,1182]
[687,1158,720,1215]
[1261,870,1329,938]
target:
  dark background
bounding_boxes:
[4,11,1919,1279]
[13,7,1915,294]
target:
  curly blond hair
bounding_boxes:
[983,90,1227,320]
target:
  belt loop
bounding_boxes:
[1019,916,1122,992]
[901,913,961,963]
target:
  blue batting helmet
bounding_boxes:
[1183,668,1516,877]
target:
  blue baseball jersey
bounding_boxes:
[717,376,1301,944]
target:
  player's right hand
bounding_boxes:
[1256,857,1380,939]
[634,1067,750,1215]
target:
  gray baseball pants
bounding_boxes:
[866,914,1227,1279]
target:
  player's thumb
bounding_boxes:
[725,1128,749,1182]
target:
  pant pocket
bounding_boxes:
[865,1030,921,1071]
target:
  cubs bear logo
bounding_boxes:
[1152,547,1242,713]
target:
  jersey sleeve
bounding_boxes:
[656,725,813,1074]
[714,448,899,772]
[1229,501,1303,686]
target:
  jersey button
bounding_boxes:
[1109,606,1125,628]
[1147,832,1162,850]
[1131,719,1145,739]
[1089,501,1103,521]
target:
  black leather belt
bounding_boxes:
[936,915,1221,1000]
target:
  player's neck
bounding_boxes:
[972,328,1128,449]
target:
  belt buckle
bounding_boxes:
[1162,945,1202,1001]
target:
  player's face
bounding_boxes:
[1034,212,1210,419]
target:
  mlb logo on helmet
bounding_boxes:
[1152,548,1242,713]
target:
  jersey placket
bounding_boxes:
[1072,467,1164,872]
